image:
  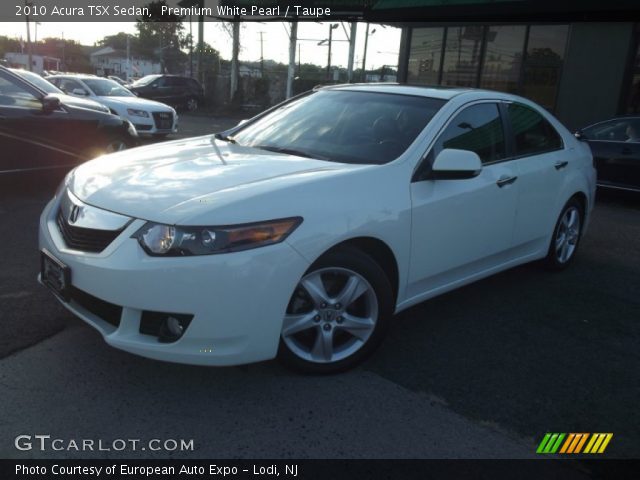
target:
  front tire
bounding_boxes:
[278,247,393,374]
[544,197,584,270]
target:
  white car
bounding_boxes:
[46,74,178,137]
[38,85,596,373]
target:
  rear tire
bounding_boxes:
[278,247,393,374]
[544,197,584,270]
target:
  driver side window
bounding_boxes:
[433,103,506,165]
[0,74,42,109]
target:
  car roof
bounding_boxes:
[321,83,474,100]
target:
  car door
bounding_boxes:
[408,102,519,297]
[504,102,567,252]
[0,70,80,173]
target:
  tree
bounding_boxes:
[136,0,187,73]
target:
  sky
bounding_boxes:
[1,21,401,70]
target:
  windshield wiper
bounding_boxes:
[252,145,325,160]
[214,133,237,144]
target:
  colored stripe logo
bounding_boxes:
[536,433,613,454]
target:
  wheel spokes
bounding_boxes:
[339,313,375,341]
[301,274,330,307]
[311,328,334,362]
[282,311,318,337]
[335,274,368,309]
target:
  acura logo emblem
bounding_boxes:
[68,205,82,224]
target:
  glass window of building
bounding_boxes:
[407,28,445,85]
[521,25,569,111]
[480,26,526,93]
[625,42,640,114]
[441,26,484,87]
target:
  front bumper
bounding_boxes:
[126,113,178,136]
[38,195,310,366]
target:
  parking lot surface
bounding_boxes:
[0,114,638,459]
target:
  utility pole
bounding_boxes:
[286,22,298,99]
[361,23,370,82]
[189,14,193,78]
[347,22,357,83]
[259,31,265,77]
[25,0,33,72]
[126,34,131,80]
[230,21,240,102]
[197,7,204,84]
[326,23,338,81]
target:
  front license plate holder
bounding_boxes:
[41,249,71,302]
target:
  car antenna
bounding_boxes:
[210,136,228,165]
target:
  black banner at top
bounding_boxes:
[1,0,639,22]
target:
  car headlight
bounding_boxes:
[132,217,303,256]
[126,108,149,118]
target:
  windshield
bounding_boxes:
[13,70,61,94]
[231,90,446,165]
[83,78,134,97]
[131,75,160,87]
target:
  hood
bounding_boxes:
[53,93,109,113]
[97,95,174,111]
[68,136,361,224]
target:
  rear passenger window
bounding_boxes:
[434,103,506,164]
[508,103,562,156]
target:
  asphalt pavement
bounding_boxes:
[0,114,638,461]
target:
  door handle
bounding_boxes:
[554,161,569,170]
[496,175,517,188]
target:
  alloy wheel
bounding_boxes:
[555,206,581,264]
[282,267,378,364]
[105,140,128,153]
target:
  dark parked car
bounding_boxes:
[0,66,138,175]
[10,68,112,114]
[129,74,204,112]
[578,116,640,192]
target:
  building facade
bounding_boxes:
[397,22,640,130]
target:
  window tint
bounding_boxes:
[507,103,562,156]
[434,103,506,164]
[0,74,41,109]
[583,118,640,142]
[59,79,86,95]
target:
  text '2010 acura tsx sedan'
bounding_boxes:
[38,84,596,373]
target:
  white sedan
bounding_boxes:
[46,74,178,137]
[38,85,595,373]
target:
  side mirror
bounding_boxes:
[429,149,482,180]
[152,83,159,89]
[574,129,585,140]
[42,95,61,113]
[72,88,87,96]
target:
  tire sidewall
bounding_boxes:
[278,247,393,374]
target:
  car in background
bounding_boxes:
[10,68,112,114]
[577,116,640,192]
[47,74,178,138]
[39,84,595,373]
[108,75,130,88]
[129,74,204,112]
[0,66,137,175]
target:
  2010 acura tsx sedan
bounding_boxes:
[38,84,596,373]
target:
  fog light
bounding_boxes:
[158,316,183,343]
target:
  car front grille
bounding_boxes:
[152,111,173,130]
[56,209,123,253]
[70,286,122,328]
